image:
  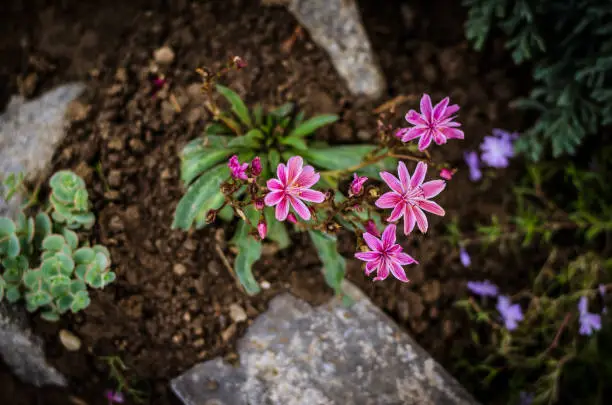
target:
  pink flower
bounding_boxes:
[257,221,267,240]
[439,168,453,180]
[251,157,262,176]
[375,161,446,234]
[349,173,368,196]
[364,220,381,238]
[355,224,417,282]
[397,94,464,151]
[104,390,125,404]
[228,155,248,180]
[287,213,298,224]
[264,156,325,221]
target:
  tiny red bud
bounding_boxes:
[287,213,298,224]
[251,156,262,176]
[257,221,267,240]
[439,168,453,180]
[254,198,265,210]
[365,220,380,237]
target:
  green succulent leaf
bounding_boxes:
[271,103,294,119]
[62,229,79,251]
[70,280,86,294]
[205,123,233,137]
[73,247,95,264]
[34,213,52,243]
[302,145,396,177]
[92,245,111,259]
[268,149,281,173]
[71,291,91,313]
[49,275,71,296]
[233,234,262,295]
[215,84,253,128]
[42,234,66,252]
[0,276,5,300]
[308,230,346,294]
[181,148,238,186]
[26,290,53,308]
[41,311,60,322]
[74,189,89,211]
[5,285,20,303]
[0,217,16,236]
[173,164,230,230]
[280,135,308,150]
[56,294,73,313]
[253,104,264,127]
[227,129,264,149]
[288,114,338,137]
[194,192,225,229]
[101,271,116,287]
[23,270,43,290]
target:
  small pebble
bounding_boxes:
[229,303,247,323]
[173,263,187,276]
[154,46,175,64]
[221,324,237,342]
[59,329,82,352]
[260,280,271,290]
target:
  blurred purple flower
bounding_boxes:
[480,129,516,168]
[578,296,602,336]
[463,151,482,181]
[459,246,471,267]
[519,391,534,405]
[599,284,606,297]
[467,280,498,297]
[496,295,523,331]
[105,390,124,404]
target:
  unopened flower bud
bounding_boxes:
[254,198,265,210]
[349,173,367,197]
[251,156,262,176]
[206,209,218,224]
[365,220,381,237]
[287,213,298,224]
[257,221,267,240]
[439,168,453,180]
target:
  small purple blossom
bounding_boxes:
[599,284,606,297]
[578,296,602,336]
[228,155,248,180]
[251,156,262,176]
[349,173,368,196]
[459,247,471,267]
[496,295,523,331]
[480,129,516,168]
[467,280,498,297]
[463,151,482,182]
[105,390,125,404]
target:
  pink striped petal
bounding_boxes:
[381,224,396,247]
[443,104,460,117]
[298,189,325,203]
[365,260,378,275]
[277,163,288,185]
[387,201,406,222]
[289,196,311,220]
[405,110,426,125]
[401,127,428,142]
[395,252,417,265]
[275,198,290,221]
[410,161,427,188]
[355,251,380,262]
[363,232,383,251]
[264,191,284,206]
[421,180,446,198]
[420,94,433,121]
[417,199,445,216]
[432,97,449,121]
[389,262,409,282]
[380,171,404,194]
[398,161,410,190]
[433,130,448,145]
[414,206,429,233]
[375,192,402,209]
[442,127,464,139]
[373,259,390,281]
[267,179,285,191]
[403,205,417,235]
[287,156,303,182]
[418,132,433,151]
[295,166,319,188]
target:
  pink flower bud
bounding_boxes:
[254,198,265,210]
[364,220,381,237]
[228,155,248,180]
[251,157,262,176]
[349,173,367,197]
[439,168,453,180]
[287,213,298,224]
[257,221,267,240]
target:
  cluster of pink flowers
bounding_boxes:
[226,94,463,284]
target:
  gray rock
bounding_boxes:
[172,282,478,405]
[0,83,85,387]
[284,0,386,99]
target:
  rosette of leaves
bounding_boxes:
[0,170,115,321]
[172,84,394,295]
[49,170,95,229]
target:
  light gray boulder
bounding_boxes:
[172,281,478,405]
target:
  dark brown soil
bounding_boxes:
[0,0,530,404]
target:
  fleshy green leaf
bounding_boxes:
[0,217,16,236]
[268,149,280,173]
[215,84,253,127]
[280,135,308,150]
[0,276,5,300]
[42,234,66,252]
[233,234,262,295]
[227,129,264,149]
[41,311,60,322]
[288,114,338,137]
[172,165,229,230]
[271,102,294,118]
[302,145,396,177]
[181,148,238,186]
[308,230,346,294]
[5,285,20,303]
[73,247,95,264]
[71,291,91,312]
[62,229,79,251]
[264,207,290,249]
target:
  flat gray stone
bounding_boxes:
[284,0,386,99]
[172,282,478,405]
[0,83,85,387]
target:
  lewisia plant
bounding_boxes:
[172,58,464,295]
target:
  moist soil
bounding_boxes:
[0,0,532,404]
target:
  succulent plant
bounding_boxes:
[0,170,114,321]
